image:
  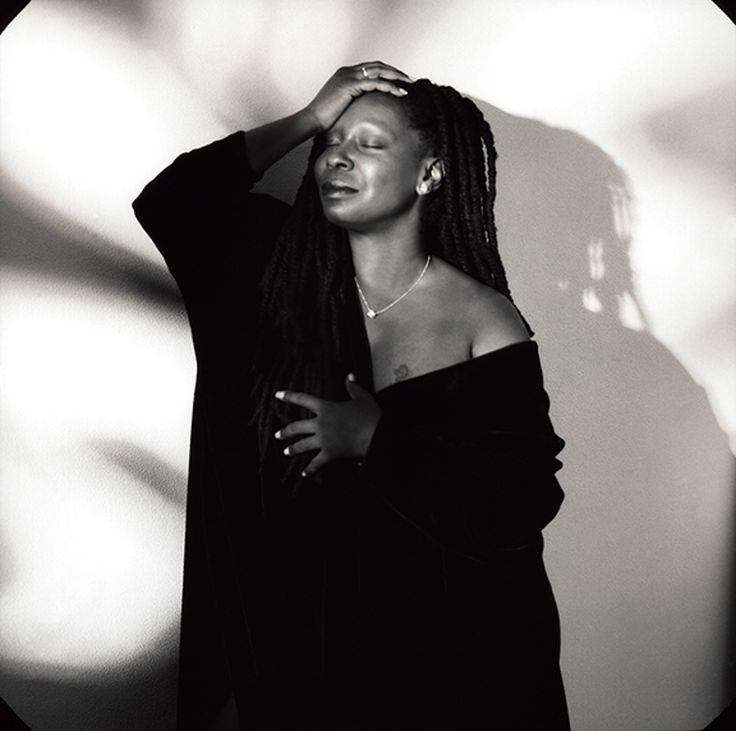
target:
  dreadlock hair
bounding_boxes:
[250,79,534,491]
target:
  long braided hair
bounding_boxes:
[250,79,533,485]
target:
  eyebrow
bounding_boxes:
[331,119,398,140]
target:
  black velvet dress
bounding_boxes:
[133,131,570,730]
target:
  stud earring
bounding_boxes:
[418,182,429,194]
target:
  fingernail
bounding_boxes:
[283,446,290,456]
[275,390,286,400]
[398,88,408,95]
[274,430,282,439]
[347,373,356,382]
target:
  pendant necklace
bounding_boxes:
[354,254,432,319]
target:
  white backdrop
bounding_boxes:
[1,1,734,729]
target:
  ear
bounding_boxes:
[416,158,445,196]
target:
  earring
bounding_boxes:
[418,182,429,194]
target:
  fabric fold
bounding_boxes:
[361,342,565,561]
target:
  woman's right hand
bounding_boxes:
[304,62,413,132]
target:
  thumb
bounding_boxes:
[345,372,368,399]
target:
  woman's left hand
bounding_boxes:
[274,374,381,477]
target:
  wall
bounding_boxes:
[0,1,733,728]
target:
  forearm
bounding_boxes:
[244,108,321,176]
[132,130,291,297]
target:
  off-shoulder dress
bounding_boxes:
[133,131,570,730]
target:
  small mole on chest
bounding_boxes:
[393,363,411,382]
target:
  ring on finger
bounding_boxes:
[361,65,368,79]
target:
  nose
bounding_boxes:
[325,143,353,170]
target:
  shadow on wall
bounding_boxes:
[0,192,184,311]
[474,101,735,730]
[0,659,178,731]
[0,194,185,730]
[0,97,733,730]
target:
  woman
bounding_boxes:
[134,62,569,730]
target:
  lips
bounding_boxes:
[320,180,358,196]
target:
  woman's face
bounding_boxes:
[314,93,429,231]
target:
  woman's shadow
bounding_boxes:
[477,101,735,730]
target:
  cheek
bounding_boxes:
[368,159,414,193]
[313,155,327,181]
[375,166,418,202]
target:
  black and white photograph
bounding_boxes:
[0,1,734,729]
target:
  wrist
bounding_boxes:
[356,410,381,459]
[298,105,325,135]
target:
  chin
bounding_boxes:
[320,207,348,228]
[318,197,400,233]
[319,199,359,228]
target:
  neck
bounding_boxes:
[349,219,427,299]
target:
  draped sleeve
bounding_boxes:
[360,341,565,563]
[131,131,290,316]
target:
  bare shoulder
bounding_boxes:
[468,284,530,356]
[430,257,530,356]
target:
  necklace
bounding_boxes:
[354,255,432,319]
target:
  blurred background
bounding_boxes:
[0,1,733,729]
